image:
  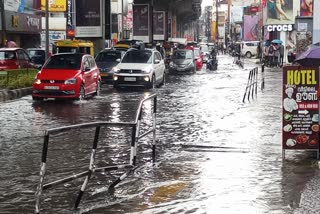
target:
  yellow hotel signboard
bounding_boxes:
[41,0,66,12]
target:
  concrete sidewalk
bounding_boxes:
[0,87,32,102]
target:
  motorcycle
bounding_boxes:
[206,54,218,71]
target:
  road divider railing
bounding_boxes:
[35,93,158,213]
[243,67,258,103]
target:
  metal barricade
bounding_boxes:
[243,67,258,103]
[35,93,157,213]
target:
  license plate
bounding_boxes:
[100,73,108,76]
[124,77,136,81]
[44,86,59,90]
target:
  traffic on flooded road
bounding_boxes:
[0,55,318,213]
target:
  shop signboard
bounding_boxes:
[282,66,319,156]
[132,4,151,42]
[75,0,102,37]
[41,0,66,12]
[153,11,165,41]
[5,11,41,33]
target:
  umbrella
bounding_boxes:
[271,39,283,44]
[294,45,320,67]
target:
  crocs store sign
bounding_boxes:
[267,24,293,32]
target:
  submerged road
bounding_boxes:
[0,55,318,213]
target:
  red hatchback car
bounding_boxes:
[32,53,101,101]
[0,48,35,70]
[185,46,203,70]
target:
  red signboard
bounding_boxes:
[282,66,319,151]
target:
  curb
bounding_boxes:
[0,87,32,102]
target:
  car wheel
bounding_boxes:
[147,75,156,89]
[78,84,85,100]
[95,80,101,96]
[159,73,165,87]
[245,52,252,58]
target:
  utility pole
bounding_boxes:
[45,0,49,59]
[0,0,6,46]
[215,0,218,43]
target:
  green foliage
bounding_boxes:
[0,69,38,89]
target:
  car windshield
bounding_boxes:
[0,51,16,60]
[43,54,82,69]
[173,50,193,59]
[28,50,44,57]
[96,51,121,62]
[121,50,152,63]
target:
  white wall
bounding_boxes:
[313,0,320,44]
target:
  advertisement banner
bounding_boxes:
[4,0,26,12]
[75,0,102,37]
[264,0,294,25]
[300,0,313,16]
[243,15,259,41]
[282,66,319,150]
[153,11,165,40]
[231,6,243,23]
[41,0,66,12]
[132,4,150,42]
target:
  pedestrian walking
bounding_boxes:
[273,44,280,67]
[279,44,284,67]
[267,44,275,67]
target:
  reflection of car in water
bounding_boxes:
[95,49,125,84]
[168,49,196,74]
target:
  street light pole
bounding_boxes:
[216,0,218,43]
[45,0,49,59]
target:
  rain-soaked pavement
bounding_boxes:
[0,54,319,213]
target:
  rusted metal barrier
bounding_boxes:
[243,67,258,103]
[35,93,157,213]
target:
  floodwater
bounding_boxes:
[0,55,318,214]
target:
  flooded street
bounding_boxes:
[0,55,318,213]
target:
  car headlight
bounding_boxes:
[112,67,120,73]
[64,78,77,85]
[34,78,41,84]
[187,62,193,67]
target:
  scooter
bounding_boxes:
[206,55,218,71]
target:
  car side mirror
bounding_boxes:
[154,59,160,64]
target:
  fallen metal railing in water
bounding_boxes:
[242,67,258,103]
[35,93,157,213]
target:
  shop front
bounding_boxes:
[3,11,42,48]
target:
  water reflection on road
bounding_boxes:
[0,55,317,213]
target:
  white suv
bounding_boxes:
[241,41,260,58]
[112,48,166,89]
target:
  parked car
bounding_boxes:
[95,48,125,84]
[112,48,166,89]
[27,48,46,69]
[32,53,101,101]
[168,49,196,74]
[240,41,260,58]
[0,48,35,70]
